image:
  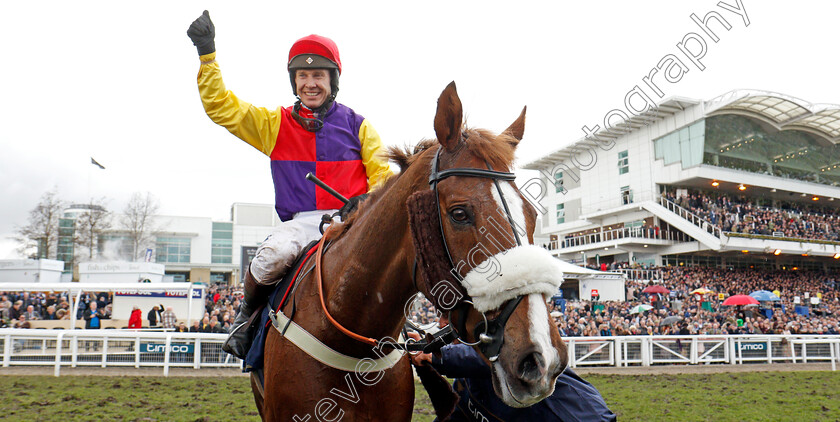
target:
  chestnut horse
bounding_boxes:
[254,82,568,420]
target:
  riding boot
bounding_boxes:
[223,270,275,360]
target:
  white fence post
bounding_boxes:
[163,334,172,377]
[54,332,64,377]
[614,338,622,368]
[729,338,737,365]
[3,334,10,367]
[71,334,78,368]
[194,338,202,369]
[135,337,140,368]
[101,335,108,368]
[690,337,697,365]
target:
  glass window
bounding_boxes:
[210,272,228,284]
[212,222,233,240]
[211,222,233,264]
[155,237,191,264]
[618,150,629,174]
[554,171,564,193]
[556,203,565,224]
[621,186,633,205]
[702,114,840,185]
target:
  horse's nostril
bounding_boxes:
[517,351,545,382]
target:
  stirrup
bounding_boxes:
[222,322,251,360]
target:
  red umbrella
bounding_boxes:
[642,285,670,295]
[722,294,759,306]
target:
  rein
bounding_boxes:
[315,225,379,347]
[283,141,531,361]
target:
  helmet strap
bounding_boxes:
[292,100,331,132]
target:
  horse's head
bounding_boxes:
[408,82,568,407]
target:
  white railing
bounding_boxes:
[580,191,658,215]
[565,335,839,370]
[658,196,723,238]
[550,226,691,250]
[617,268,662,282]
[2,330,837,375]
[0,329,240,376]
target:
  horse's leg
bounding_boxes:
[250,373,265,421]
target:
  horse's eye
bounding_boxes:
[449,207,472,224]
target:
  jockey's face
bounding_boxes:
[295,69,331,109]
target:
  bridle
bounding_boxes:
[427,141,526,361]
[310,138,531,361]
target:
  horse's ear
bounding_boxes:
[434,81,463,152]
[501,106,527,146]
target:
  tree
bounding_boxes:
[14,188,64,259]
[74,197,112,261]
[121,192,160,261]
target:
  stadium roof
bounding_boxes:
[522,90,840,170]
[705,90,840,143]
[522,97,700,170]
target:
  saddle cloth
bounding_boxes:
[244,240,319,372]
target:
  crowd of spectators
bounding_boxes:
[408,266,840,338]
[0,291,98,328]
[665,189,840,241]
[0,284,242,333]
[553,266,839,337]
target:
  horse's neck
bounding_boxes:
[320,176,423,346]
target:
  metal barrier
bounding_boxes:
[565,335,838,371]
[0,329,240,376]
[1,330,837,375]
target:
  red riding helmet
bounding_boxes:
[287,34,341,102]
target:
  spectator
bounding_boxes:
[44,305,57,320]
[200,316,211,333]
[176,322,189,333]
[13,314,30,329]
[0,295,11,320]
[161,307,177,330]
[9,300,23,321]
[208,317,225,334]
[190,320,202,333]
[24,305,41,321]
[147,305,162,328]
[128,306,143,329]
[84,301,104,329]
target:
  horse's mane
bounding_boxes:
[340,126,517,228]
[387,128,517,173]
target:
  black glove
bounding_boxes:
[187,10,215,56]
[339,193,369,220]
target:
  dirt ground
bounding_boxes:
[0,362,834,377]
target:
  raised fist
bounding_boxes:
[187,10,215,56]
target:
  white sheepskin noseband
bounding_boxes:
[460,245,564,313]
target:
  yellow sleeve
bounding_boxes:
[196,52,280,156]
[359,119,394,190]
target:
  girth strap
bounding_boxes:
[268,309,405,373]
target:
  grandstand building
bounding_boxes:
[48,203,280,285]
[524,90,840,273]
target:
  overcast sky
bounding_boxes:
[2,1,839,259]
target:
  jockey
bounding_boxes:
[187,11,392,359]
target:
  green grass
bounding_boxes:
[0,371,838,421]
[588,372,840,421]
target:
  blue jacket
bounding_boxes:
[432,344,616,422]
